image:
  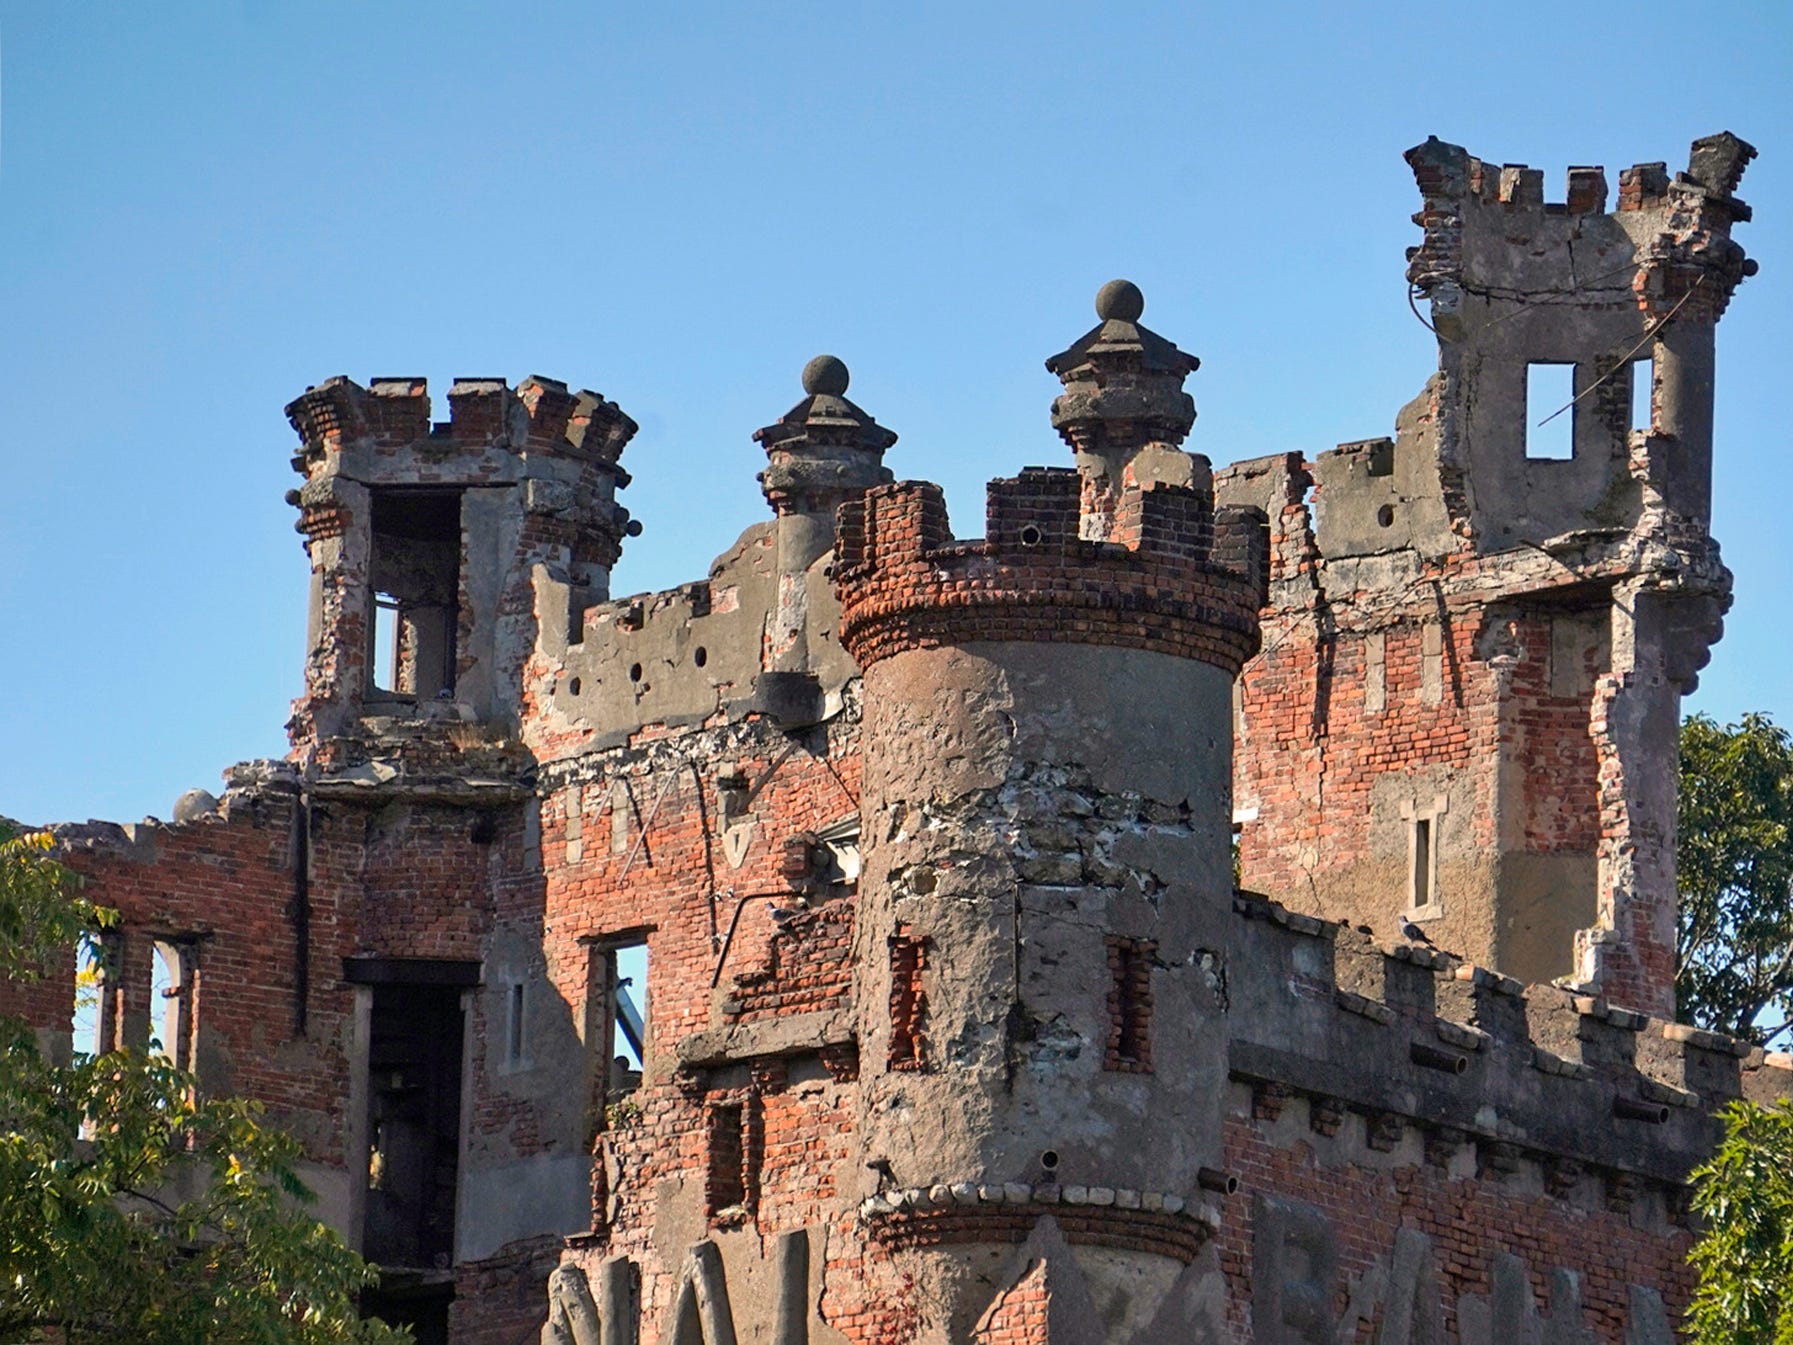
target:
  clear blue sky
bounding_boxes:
[2,2,1788,827]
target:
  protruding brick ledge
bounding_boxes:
[832,469,1265,675]
[860,1183,1221,1264]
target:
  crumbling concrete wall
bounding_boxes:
[1227,133,1755,1015]
[6,133,1778,1345]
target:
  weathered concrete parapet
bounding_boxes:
[833,469,1264,676]
[1227,891,1793,1192]
[1403,131,1755,542]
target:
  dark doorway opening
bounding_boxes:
[364,981,465,1272]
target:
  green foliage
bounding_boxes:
[1687,1099,1793,1344]
[0,824,409,1344]
[0,830,109,985]
[1678,713,1793,1047]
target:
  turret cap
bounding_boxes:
[802,354,850,397]
[1095,279,1145,322]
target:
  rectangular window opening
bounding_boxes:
[71,933,105,1057]
[888,931,927,1071]
[371,594,401,693]
[585,938,650,1138]
[368,489,462,700]
[1105,938,1156,1073]
[1525,363,1576,460]
[1631,357,1655,434]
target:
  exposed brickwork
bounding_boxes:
[887,927,928,1071]
[1103,936,1154,1073]
[833,470,1264,677]
[974,1261,1050,1345]
[10,133,1785,1343]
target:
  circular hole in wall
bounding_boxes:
[1377,504,1395,528]
[568,677,582,697]
[1040,1149,1060,1171]
[1019,524,1043,546]
[694,646,708,668]
[629,663,643,683]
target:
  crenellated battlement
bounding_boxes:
[285,374,636,475]
[1406,132,1757,330]
[831,468,1265,674]
[1228,891,1793,1188]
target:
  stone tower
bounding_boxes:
[830,284,1265,1339]
[284,375,636,763]
[1226,133,1757,1015]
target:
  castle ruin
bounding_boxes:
[5,131,1787,1343]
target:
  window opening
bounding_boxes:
[149,941,199,1070]
[505,982,525,1067]
[367,490,462,700]
[372,595,401,693]
[1412,818,1433,910]
[1105,938,1156,1072]
[71,933,104,1057]
[1631,357,1655,434]
[1525,363,1576,460]
[584,937,650,1137]
[362,982,464,1270]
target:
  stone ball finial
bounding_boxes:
[1095,279,1145,323]
[801,354,850,397]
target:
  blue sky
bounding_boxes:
[2,2,1789,827]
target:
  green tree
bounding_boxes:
[0,827,409,1345]
[1687,1098,1793,1344]
[1678,712,1793,1047]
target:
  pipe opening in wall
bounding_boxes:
[1019,524,1043,546]
[1040,1149,1060,1171]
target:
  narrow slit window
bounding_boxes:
[1412,817,1434,911]
[1104,938,1156,1072]
[506,982,525,1067]
[371,594,401,693]
[1631,357,1654,434]
[1525,363,1576,460]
